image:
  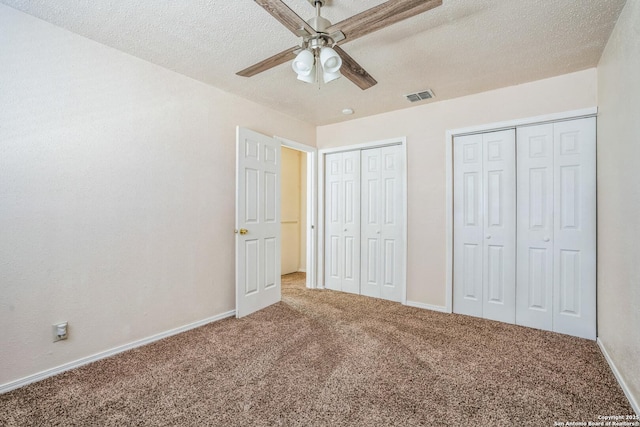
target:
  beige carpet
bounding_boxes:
[0,273,633,426]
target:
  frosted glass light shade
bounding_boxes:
[320,47,342,73]
[298,65,316,83]
[292,49,315,77]
[323,70,341,83]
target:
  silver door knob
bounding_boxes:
[543,236,551,242]
[486,235,492,240]
[344,228,347,232]
[376,230,381,234]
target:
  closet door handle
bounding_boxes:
[486,235,492,240]
[543,236,551,242]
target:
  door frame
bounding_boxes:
[275,136,318,289]
[318,137,408,304]
[445,107,598,313]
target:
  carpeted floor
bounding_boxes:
[0,272,633,426]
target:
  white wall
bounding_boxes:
[317,68,597,307]
[596,0,640,411]
[0,5,315,387]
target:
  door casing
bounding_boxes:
[275,136,318,289]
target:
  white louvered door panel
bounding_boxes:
[324,151,361,294]
[516,124,555,331]
[482,130,516,323]
[552,118,596,340]
[360,145,404,302]
[453,134,484,317]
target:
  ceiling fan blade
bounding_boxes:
[327,0,442,44]
[254,0,316,37]
[236,46,299,77]
[334,46,377,90]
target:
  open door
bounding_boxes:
[235,127,281,318]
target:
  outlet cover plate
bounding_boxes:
[52,322,68,342]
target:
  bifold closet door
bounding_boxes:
[517,118,596,339]
[360,145,404,302]
[453,130,516,323]
[324,151,361,294]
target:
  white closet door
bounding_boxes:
[361,145,404,302]
[324,151,361,294]
[325,153,343,291]
[517,118,596,339]
[552,118,596,339]
[516,124,555,331]
[453,134,484,317]
[454,130,516,320]
[482,130,516,323]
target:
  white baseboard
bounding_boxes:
[405,300,450,313]
[0,310,236,395]
[297,268,306,273]
[597,338,640,415]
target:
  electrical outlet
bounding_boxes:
[52,322,68,342]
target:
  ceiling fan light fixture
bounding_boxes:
[323,70,341,83]
[292,49,315,76]
[320,47,342,73]
[298,65,317,83]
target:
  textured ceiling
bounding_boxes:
[0,0,627,125]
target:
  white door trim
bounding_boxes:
[318,137,408,304]
[445,107,598,313]
[275,136,318,289]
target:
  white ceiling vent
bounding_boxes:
[405,89,435,103]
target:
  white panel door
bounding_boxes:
[482,130,516,323]
[517,119,596,338]
[324,151,361,294]
[325,153,343,291]
[236,127,281,318]
[453,134,484,317]
[516,124,555,331]
[360,145,404,302]
[552,117,596,339]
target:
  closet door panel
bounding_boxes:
[552,117,596,339]
[482,130,516,324]
[361,149,381,298]
[380,145,404,302]
[325,153,343,291]
[517,124,554,332]
[360,145,404,302]
[341,150,361,294]
[453,134,484,317]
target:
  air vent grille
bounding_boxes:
[405,89,435,103]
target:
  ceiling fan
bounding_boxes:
[237,0,443,90]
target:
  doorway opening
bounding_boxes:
[276,137,317,289]
[280,146,307,276]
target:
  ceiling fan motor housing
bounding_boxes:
[307,15,331,33]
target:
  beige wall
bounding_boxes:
[317,68,597,307]
[0,5,315,387]
[300,155,307,272]
[281,147,302,274]
[596,0,640,411]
